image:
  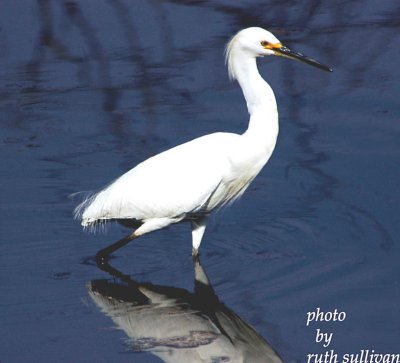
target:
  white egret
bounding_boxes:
[75,27,331,262]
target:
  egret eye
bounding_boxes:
[260,40,270,47]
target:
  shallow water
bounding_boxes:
[1,1,399,362]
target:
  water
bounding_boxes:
[1,1,399,362]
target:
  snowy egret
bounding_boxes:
[75,27,332,262]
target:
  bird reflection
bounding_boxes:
[88,257,283,363]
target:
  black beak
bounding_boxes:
[274,46,333,72]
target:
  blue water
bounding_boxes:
[1,1,399,362]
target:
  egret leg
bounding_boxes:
[95,218,176,266]
[96,232,137,265]
[191,217,208,256]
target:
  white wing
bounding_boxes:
[78,132,241,226]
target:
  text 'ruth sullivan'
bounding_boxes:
[307,349,400,363]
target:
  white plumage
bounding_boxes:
[75,27,331,260]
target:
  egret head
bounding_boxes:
[226,27,332,79]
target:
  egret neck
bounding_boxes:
[231,52,279,162]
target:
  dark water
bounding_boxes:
[1,1,399,362]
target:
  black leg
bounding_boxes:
[95,232,136,267]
